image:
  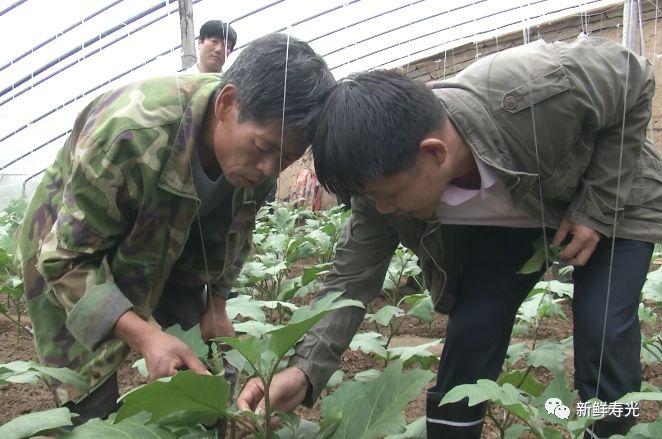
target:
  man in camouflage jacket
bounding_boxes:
[238,37,661,438]
[17,33,334,422]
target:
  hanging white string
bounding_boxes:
[654,0,659,66]
[594,0,642,402]
[405,0,415,73]
[472,0,480,59]
[278,28,291,177]
[521,1,552,275]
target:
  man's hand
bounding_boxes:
[552,220,601,267]
[114,310,209,379]
[237,366,309,414]
[141,330,210,379]
[200,295,234,342]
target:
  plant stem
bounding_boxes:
[486,405,505,438]
[385,318,403,348]
[0,309,32,338]
[262,375,272,438]
[643,343,662,364]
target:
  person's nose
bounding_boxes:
[374,198,396,214]
[257,156,280,179]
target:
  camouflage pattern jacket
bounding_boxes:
[17,74,272,403]
[290,37,662,405]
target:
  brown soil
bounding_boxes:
[0,316,148,425]
[1,296,660,437]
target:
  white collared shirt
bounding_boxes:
[435,158,541,228]
[181,63,201,74]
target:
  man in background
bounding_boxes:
[183,20,237,74]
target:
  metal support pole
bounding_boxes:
[622,0,645,54]
[178,0,196,69]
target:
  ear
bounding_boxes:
[214,84,238,122]
[419,137,448,167]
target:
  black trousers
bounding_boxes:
[426,226,653,438]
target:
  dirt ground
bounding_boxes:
[2,295,660,437]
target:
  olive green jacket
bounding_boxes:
[291,37,661,405]
[17,74,272,403]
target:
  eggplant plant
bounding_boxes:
[0,198,28,335]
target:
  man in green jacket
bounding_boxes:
[237,37,661,438]
[17,33,334,423]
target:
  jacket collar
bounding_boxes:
[159,77,220,200]
[432,88,538,203]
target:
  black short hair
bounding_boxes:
[199,20,237,51]
[313,70,447,197]
[220,33,335,144]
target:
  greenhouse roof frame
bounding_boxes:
[0,0,623,176]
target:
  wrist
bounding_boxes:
[113,310,160,353]
[292,366,310,387]
[208,294,227,311]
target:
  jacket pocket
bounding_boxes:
[626,153,662,208]
[501,66,571,113]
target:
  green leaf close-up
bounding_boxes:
[115,370,229,426]
[0,360,89,391]
[321,360,433,439]
[0,408,73,439]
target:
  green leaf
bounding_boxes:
[532,280,574,298]
[517,293,545,323]
[542,426,564,439]
[616,391,662,404]
[441,380,538,423]
[268,295,362,362]
[505,342,530,367]
[0,407,73,439]
[325,370,345,389]
[233,320,279,338]
[503,424,527,439]
[226,294,266,323]
[642,267,662,303]
[224,348,253,375]
[115,370,229,425]
[384,341,441,369]
[366,306,402,327]
[384,416,426,439]
[532,373,576,426]
[498,370,545,397]
[638,303,657,327]
[131,358,148,378]
[321,361,433,439]
[611,416,662,438]
[220,292,363,377]
[166,324,208,358]
[350,332,387,357]
[275,415,322,439]
[527,341,567,374]
[0,360,89,391]
[216,336,267,374]
[353,369,381,382]
[403,294,434,323]
[260,300,299,312]
[63,412,178,438]
[511,324,529,337]
[518,238,546,274]
[288,291,363,325]
[302,263,332,285]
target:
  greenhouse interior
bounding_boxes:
[0,0,660,438]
